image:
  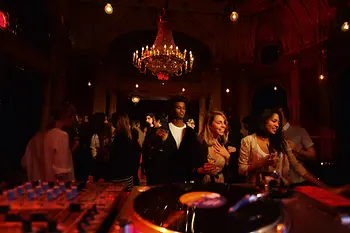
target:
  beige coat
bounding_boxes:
[238,134,307,184]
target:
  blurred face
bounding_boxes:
[174,102,186,119]
[243,123,249,130]
[154,119,161,128]
[210,115,227,137]
[278,108,287,126]
[265,113,280,135]
[146,115,153,126]
[64,115,75,128]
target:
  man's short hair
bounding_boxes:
[51,102,76,121]
[279,106,290,121]
[170,95,188,107]
[242,116,250,125]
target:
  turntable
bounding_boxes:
[111,183,350,233]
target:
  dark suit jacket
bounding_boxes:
[145,125,199,184]
[108,130,140,179]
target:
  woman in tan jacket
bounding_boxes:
[238,108,329,189]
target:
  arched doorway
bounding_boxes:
[251,83,287,116]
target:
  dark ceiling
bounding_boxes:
[0,0,52,56]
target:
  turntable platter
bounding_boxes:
[179,191,227,208]
[132,183,285,233]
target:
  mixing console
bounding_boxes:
[0,180,127,233]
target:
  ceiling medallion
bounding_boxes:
[133,8,194,81]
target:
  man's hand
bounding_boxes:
[156,129,168,141]
[287,140,301,153]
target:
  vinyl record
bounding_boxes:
[133,183,284,233]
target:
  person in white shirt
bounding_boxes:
[43,103,76,181]
[278,107,316,184]
[279,107,316,160]
[148,95,198,184]
[21,131,46,181]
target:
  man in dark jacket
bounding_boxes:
[144,95,198,185]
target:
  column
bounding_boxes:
[43,22,67,128]
[237,73,250,121]
[41,78,52,130]
[209,72,222,110]
[93,83,107,114]
[318,51,333,160]
[109,91,117,117]
[198,96,206,133]
[289,60,300,125]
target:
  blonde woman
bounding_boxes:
[193,110,231,183]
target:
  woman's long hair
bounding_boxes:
[115,114,132,139]
[254,108,287,154]
[199,110,229,146]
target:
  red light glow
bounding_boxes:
[157,73,169,81]
[0,11,8,29]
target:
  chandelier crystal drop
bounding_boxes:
[133,9,194,81]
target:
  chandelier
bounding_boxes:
[133,8,194,81]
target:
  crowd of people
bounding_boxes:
[20,95,349,194]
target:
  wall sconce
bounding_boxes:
[341,21,349,32]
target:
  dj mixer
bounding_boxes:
[0,181,349,233]
[0,181,127,233]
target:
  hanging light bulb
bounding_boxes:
[230,11,239,22]
[226,88,230,93]
[319,74,324,80]
[341,21,349,32]
[88,82,92,86]
[131,95,140,104]
[104,3,113,14]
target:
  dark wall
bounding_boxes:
[251,83,287,116]
[0,54,44,181]
[0,0,52,57]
